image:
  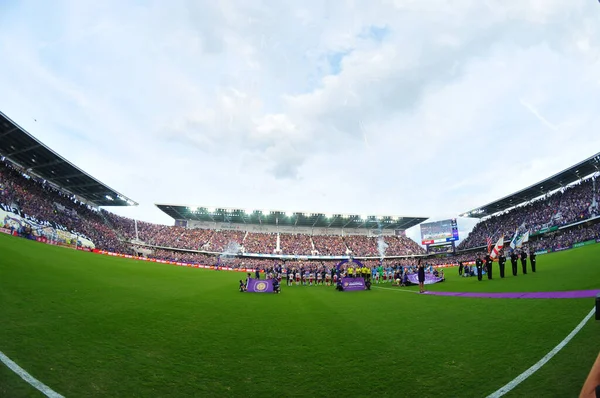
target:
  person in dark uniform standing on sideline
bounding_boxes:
[499,251,507,278]
[485,254,493,280]
[530,251,537,272]
[458,261,464,276]
[475,256,483,281]
[417,259,426,293]
[520,250,528,274]
[510,251,518,276]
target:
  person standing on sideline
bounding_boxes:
[510,251,519,276]
[485,254,493,280]
[475,256,483,281]
[530,251,537,272]
[499,251,507,278]
[458,261,464,276]
[417,259,426,293]
[520,250,528,274]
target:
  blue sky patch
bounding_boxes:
[360,25,390,42]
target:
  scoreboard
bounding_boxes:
[420,219,459,245]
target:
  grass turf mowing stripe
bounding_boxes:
[371,285,420,293]
[485,307,596,398]
[0,351,64,398]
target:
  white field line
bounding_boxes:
[372,285,420,294]
[0,351,64,398]
[486,307,595,398]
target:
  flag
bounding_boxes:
[486,236,493,253]
[509,228,520,250]
[490,236,504,259]
[516,231,530,249]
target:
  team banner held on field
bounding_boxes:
[341,277,366,291]
[246,278,274,293]
[407,273,444,285]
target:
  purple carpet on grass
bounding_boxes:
[424,289,600,299]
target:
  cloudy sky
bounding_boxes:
[1,0,600,244]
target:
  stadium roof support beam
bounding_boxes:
[64,181,107,189]
[311,216,321,228]
[27,159,65,171]
[0,126,18,138]
[342,218,354,229]
[6,144,42,156]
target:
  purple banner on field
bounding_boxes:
[246,278,274,293]
[342,277,365,291]
[407,273,444,285]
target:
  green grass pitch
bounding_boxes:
[1,233,599,397]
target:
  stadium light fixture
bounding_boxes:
[105,195,114,201]
[286,211,293,217]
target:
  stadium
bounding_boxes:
[2,3,600,397]
[1,108,600,397]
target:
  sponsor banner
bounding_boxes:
[573,240,596,248]
[407,273,444,285]
[552,246,571,252]
[246,278,274,293]
[532,226,559,236]
[0,227,10,235]
[534,250,548,255]
[341,277,366,291]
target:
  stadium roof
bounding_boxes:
[460,151,600,218]
[0,111,137,207]
[156,204,428,230]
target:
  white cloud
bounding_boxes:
[0,0,599,237]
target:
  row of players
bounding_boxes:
[252,264,440,286]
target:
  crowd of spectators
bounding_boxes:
[385,236,426,256]
[528,223,600,252]
[242,232,276,254]
[4,158,600,269]
[208,230,245,253]
[312,235,348,255]
[344,235,379,256]
[279,233,314,255]
[458,177,599,250]
[0,161,127,252]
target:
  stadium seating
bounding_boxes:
[458,178,599,250]
[2,159,600,269]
